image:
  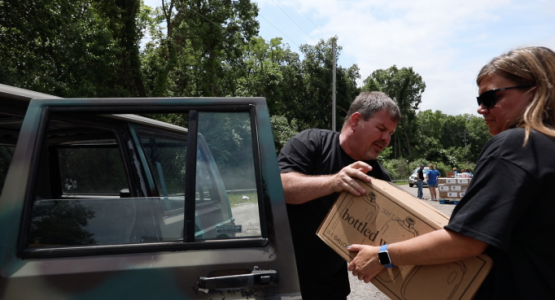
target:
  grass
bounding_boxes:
[228,192,258,208]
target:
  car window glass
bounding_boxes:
[26,110,263,250]
[0,146,15,195]
[136,131,188,241]
[57,146,127,195]
[139,133,187,198]
[0,114,22,195]
[197,112,261,239]
[27,115,141,247]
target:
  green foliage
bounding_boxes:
[141,0,259,97]
[363,65,426,159]
[378,158,411,180]
[270,115,300,154]
[0,0,145,97]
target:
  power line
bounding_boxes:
[258,14,301,48]
[286,0,327,37]
[268,0,318,44]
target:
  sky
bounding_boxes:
[142,0,555,116]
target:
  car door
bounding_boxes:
[0,97,301,299]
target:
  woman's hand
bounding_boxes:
[347,244,385,283]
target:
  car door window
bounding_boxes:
[26,109,264,250]
[0,145,15,195]
[27,116,139,247]
[57,145,127,195]
[0,113,21,195]
[197,112,261,239]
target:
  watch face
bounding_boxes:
[378,251,391,265]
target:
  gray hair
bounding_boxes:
[344,91,401,125]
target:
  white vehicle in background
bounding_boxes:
[408,166,429,187]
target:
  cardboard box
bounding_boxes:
[457,178,471,185]
[440,191,460,198]
[450,185,462,191]
[317,178,492,300]
[438,185,450,192]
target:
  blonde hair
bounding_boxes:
[477,46,555,145]
[429,164,435,170]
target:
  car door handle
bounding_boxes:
[198,268,277,289]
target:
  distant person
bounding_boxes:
[416,164,425,199]
[460,169,471,178]
[347,46,555,299]
[426,164,441,201]
[278,92,400,300]
[452,167,458,177]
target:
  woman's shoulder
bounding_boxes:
[483,128,527,154]
[481,128,555,168]
[491,128,555,150]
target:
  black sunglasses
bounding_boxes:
[476,85,534,109]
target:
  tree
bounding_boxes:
[94,0,147,96]
[413,110,490,166]
[296,37,360,130]
[0,0,145,97]
[142,0,259,97]
[363,66,426,159]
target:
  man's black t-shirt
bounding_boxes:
[445,128,555,299]
[278,129,391,300]
[417,168,424,181]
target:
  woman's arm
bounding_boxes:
[347,229,488,283]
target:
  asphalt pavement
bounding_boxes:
[347,183,457,300]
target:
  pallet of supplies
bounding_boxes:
[438,178,471,201]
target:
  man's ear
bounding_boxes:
[348,112,362,129]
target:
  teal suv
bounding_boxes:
[0,84,301,299]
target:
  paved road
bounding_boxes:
[347,184,457,300]
[232,202,262,237]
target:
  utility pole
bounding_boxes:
[332,40,336,132]
[461,131,468,148]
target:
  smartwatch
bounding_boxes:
[378,244,395,268]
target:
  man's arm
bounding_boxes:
[347,229,488,283]
[281,161,374,205]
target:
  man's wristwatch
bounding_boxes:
[378,244,395,268]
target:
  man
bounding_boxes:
[416,164,425,199]
[278,92,400,300]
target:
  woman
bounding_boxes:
[425,164,441,200]
[346,46,555,299]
